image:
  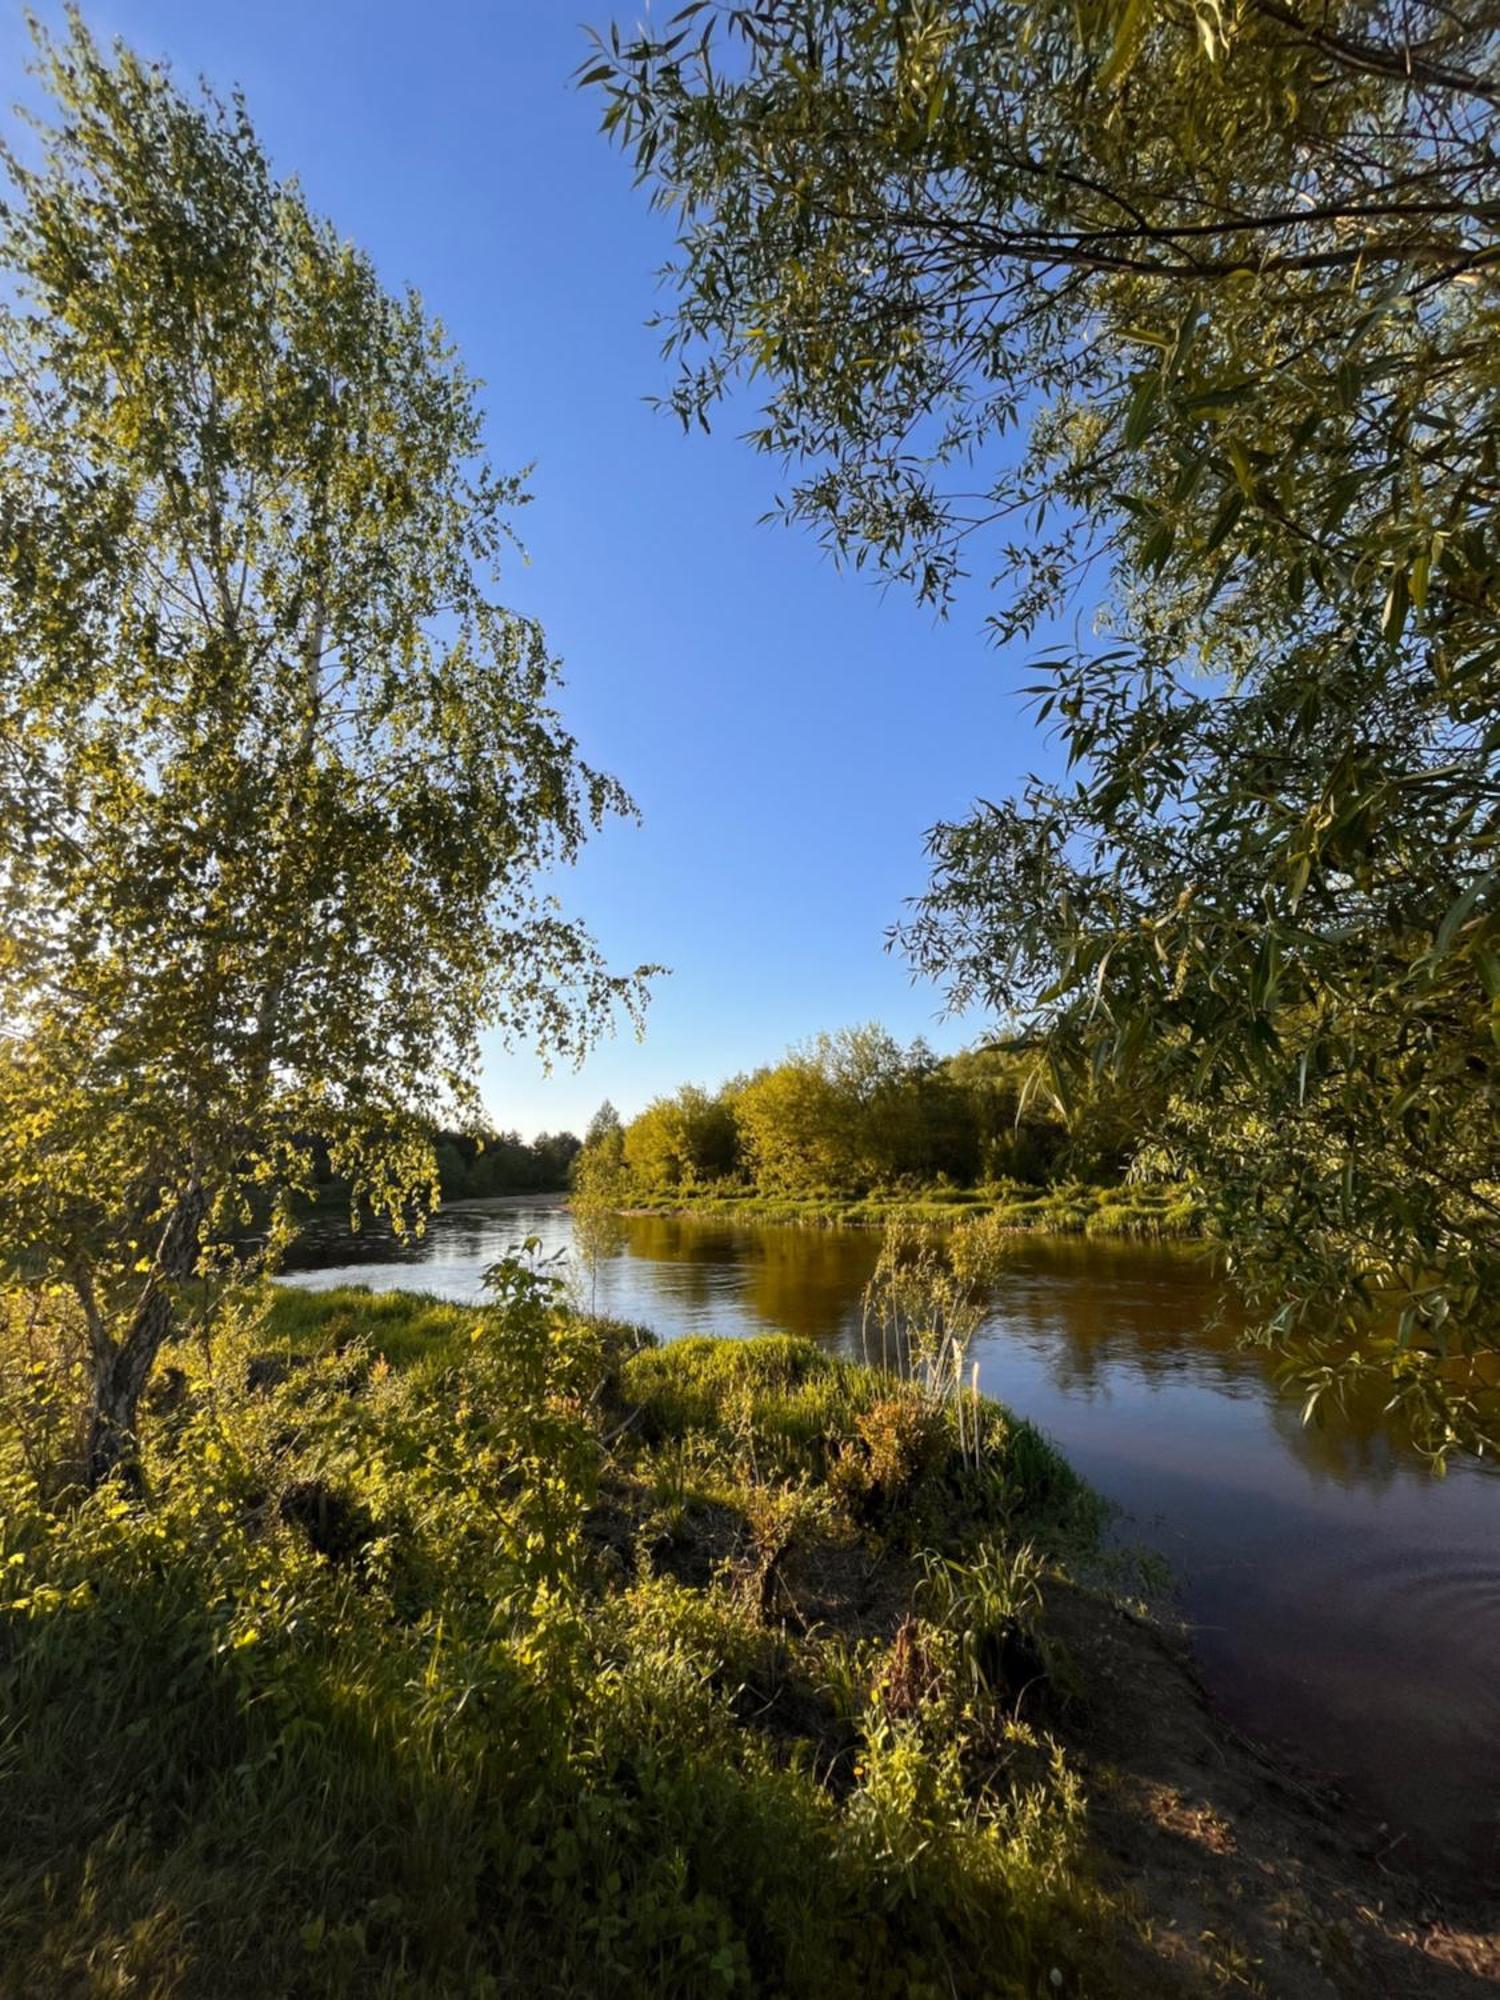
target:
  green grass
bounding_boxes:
[261,1282,476,1369]
[0,1278,1123,1998]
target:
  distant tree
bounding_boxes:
[532,1131,584,1187]
[944,1046,1119,1186]
[622,1084,740,1190]
[735,1058,850,1193]
[0,20,647,1484]
[831,1026,939,1185]
[585,1100,626,1157]
[734,1027,936,1193]
[576,1028,1111,1201]
[434,1140,476,1202]
[428,1127,581,1199]
[593,1,1500,1452]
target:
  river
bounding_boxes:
[281,1193,1500,1882]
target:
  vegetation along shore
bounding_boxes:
[607,1182,1203,1240]
[3,1274,1493,1998]
[570,1028,1203,1239]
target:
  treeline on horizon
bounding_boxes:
[579,1024,1140,1201]
[306,1127,583,1205]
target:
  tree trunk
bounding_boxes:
[85,1176,206,1490]
[86,1305,168,1490]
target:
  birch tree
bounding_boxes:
[0,17,647,1483]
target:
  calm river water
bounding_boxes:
[282,1195,1500,1879]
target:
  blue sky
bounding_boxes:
[3,2,1053,1137]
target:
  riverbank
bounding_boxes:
[3,1281,1492,1997]
[611,1179,1204,1239]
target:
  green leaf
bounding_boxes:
[1381,568,1410,643]
[1098,0,1151,88]
[1141,519,1175,573]
[1121,372,1160,449]
[1433,872,1494,960]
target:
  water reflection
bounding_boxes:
[282,1195,1500,1879]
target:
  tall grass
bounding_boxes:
[0,1271,1114,1998]
[857,1209,1070,1473]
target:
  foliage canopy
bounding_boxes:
[574,1024,1130,1201]
[591,0,1500,1452]
[0,18,646,1479]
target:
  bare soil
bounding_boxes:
[1045,1580,1500,1996]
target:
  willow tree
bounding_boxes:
[591,0,1500,1452]
[0,19,647,1484]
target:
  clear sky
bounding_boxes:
[2,1,1056,1138]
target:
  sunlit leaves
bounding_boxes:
[0,17,649,1455]
[588,0,1500,1451]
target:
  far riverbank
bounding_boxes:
[609,1179,1203,1239]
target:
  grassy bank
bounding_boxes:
[0,1276,1116,1998]
[614,1180,1204,1240]
[2,1279,1484,1997]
